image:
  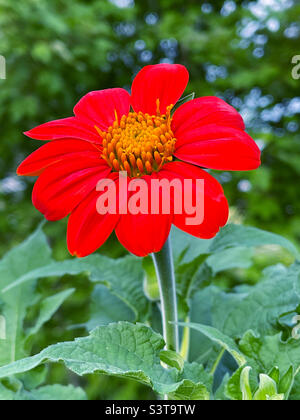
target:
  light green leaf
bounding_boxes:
[160,350,184,372]
[240,366,252,400]
[226,367,243,400]
[239,331,300,398]
[253,374,279,400]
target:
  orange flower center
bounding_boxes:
[96,101,176,177]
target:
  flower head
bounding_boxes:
[17,64,261,257]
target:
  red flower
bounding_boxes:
[17,64,260,257]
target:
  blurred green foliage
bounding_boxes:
[0,0,299,400]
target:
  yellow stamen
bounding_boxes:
[99,103,176,177]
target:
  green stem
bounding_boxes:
[180,316,190,361]
[210,347,225,376]
[152,237,179,353]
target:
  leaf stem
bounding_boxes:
[210,347,225,376]
[152,237,179,353]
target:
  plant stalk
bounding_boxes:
[152,237,179,353]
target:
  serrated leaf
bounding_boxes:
[239,331,300,374]
[0,322,211,397]
[169,362,212,400]
[190,262,300,340]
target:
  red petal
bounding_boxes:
[17,139,102,177]
[32,157,110,221]
[159,161,229,239]
[174,124,261,170]
[115,175,172,257]
[67,173,120,258]
[25,117,100,143]
[131,64,189,115]
[172,97,245,136]
[74,88,131,131]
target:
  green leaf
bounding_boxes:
[209,224,299,257]
[279,366,294,396]
[172,92,195,115]
[2,254,149,322]
[238,331,300,398]
[27,289,75,337]
[86,285,135,330]
[268,366,280,384]
[226,367,243,400]
[18,385,87,401]
[240,366,252,400]
[160,350,184,372]
[206,247,254,275]
[239,331,300,374]
[168,379,209,400]
[190,262,300,339]
[253,374,281,400]
[0,226,52,365]
[171,226,211,265]
[85,255,149,321]
[169,362,212,400]
[178,322,246,367]
[0,382,15,400]
[0,322,211,397]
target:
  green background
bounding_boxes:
[0,0,299,399]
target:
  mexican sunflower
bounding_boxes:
[17,64,261,257]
